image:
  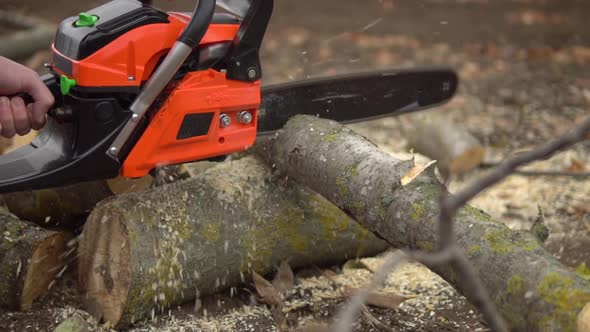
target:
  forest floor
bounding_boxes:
[0,0,589,331]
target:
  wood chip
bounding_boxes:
[401,160,437,186]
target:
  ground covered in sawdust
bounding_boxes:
[1,0,589,331]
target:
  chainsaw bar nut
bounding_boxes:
[237,111,253,124]
[219,113,231,128]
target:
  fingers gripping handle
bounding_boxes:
[12,92,71,123]
[9,73,67,122]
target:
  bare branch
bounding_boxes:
[331,251,407,332]
[434,115,590,331]
[445,116,590,217]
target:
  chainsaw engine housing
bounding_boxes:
[0,0,272,192]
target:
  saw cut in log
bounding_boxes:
[78,155,388,328]
[256,115,590,332]
[0,208,73,311]
[404,112,485,177]
[2,177,153,228]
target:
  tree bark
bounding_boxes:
[0,208,73,311]
[77,156,389,328]
[255,114,590,332]
[1,176,153,228]
[404,112,485,177]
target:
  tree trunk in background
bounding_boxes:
[0,10,56,60]
[0,208,73,311]
[77,156,389,328]
[404,112,485,178]
[255,115,590,332]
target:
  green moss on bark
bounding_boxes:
[537,272,590,331]
[483,227,539,254]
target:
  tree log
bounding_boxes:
[1,177,153,228]
[0,10,56,60]
[77,155,389,328]
[0,208,73,311]
[255,115,590,332]
[404,112,485,177]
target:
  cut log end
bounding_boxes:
[579,302,590,332]
[21,232,71,310]
[79,211,130,325]
[77,156,389,328]
[0,211,73,311]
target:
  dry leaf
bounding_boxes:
[343,286,408,310]
[566,157,586,173]
[252,271,283,307]
[573,203,590,215]
[272,260,295,294]
[322,269,337,278]
[401,160,437,186]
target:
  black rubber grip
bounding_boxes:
[177,0,216,48]
[10,92,69,122]
[13,92,34,105]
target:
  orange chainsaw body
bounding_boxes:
[121,69,260,177]
[50,11,260,178]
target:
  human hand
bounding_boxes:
[0,56,55,138]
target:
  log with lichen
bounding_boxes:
[255,114,590,332]
[0,208,73,311]
[77,155,389,328]
[1,176,153,228]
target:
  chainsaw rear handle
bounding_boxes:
[9,73,69,122]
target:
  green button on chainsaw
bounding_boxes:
[74,13,98,27]
[60,75,76,95]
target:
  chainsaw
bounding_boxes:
[1,0,458,193]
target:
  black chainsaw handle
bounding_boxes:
[11,92,71,123]
[8,73,69,122]
[178,0,216,48]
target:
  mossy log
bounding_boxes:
[255,115,590,332]
[404,112,484,177]
[77,155,388,329]
[0,208,73,311]
[1,177,153,228]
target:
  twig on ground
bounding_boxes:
[331,251,407,332]
[479,162,590,178]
